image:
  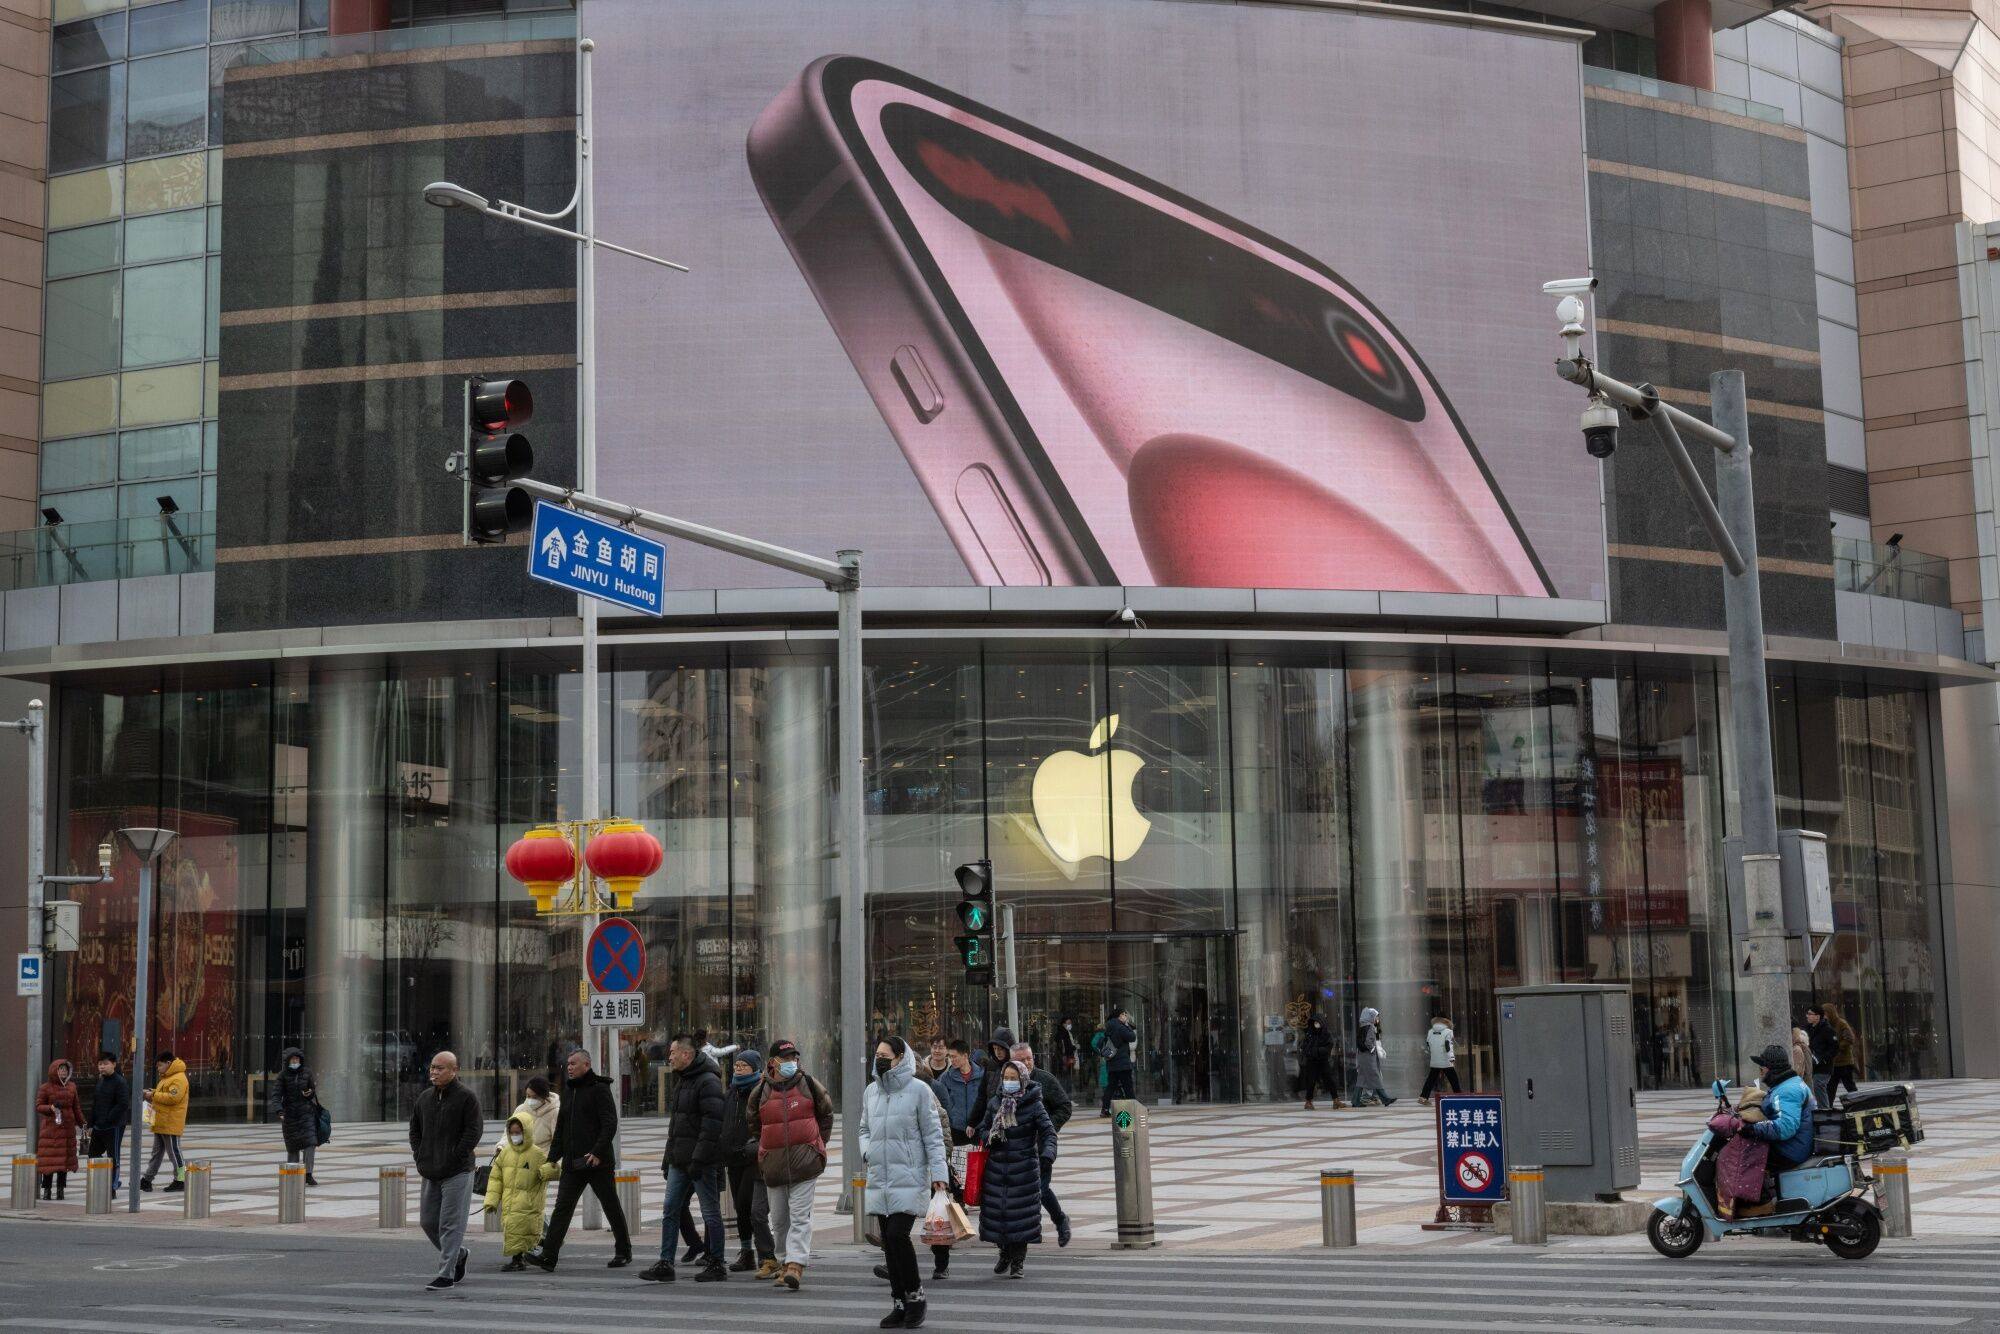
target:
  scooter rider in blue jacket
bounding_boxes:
[1741,1044,1818,1168]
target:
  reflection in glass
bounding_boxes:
[51,66,126,174]
[122,260,208,367]
[45,272,122,380]
[128,50,210,159]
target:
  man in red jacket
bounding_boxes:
[748,1039,832,1291]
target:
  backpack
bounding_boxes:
[1090,1030,1111,1058]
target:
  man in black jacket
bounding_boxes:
[528,1048,632,1272]
[407,1050,482,1291]
[642,1035,729,1284]
[1012,1042,1074,1247]
[89,1051,129,1195]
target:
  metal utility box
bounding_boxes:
[1722,828,1834,942]
[1496,984,1640,1202]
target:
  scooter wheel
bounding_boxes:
[1825,1207,1881,1261]
[1647,1207,1704,1259]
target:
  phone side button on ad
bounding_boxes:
[955,464,1050,587]
[891,344,945,423]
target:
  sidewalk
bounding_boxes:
[7,1080,1994,1248]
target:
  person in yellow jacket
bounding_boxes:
[483,1112,558,1271]
[140,1051,189,1193]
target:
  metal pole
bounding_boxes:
[86,1157,112,1213]
[129,856,152,1213]
[1320,1168,1357,1247]
[1876,1154,1912,1238]
[1002,902,1020,1038]
[836,552,866,1237]
[1508,1165,1547,1245]
[378,1166,406,1228]
[1641,412,1746,576]
[1711,369,1790,1069]
[277,1162,305,1224]
[23,699,43,1136]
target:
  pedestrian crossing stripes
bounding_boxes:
[12,1243,1994,1333]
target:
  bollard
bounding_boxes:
[1875,1154,1912,1239]
[378,1166,407,1228]
[86,1157,113,1215]
[1320,1167,1357,1248]
[851,1176,868,1244]
[1110,1098,1159,1249]
[276,1162,304,1224]
[1508,1165,1546,1246]
[184,1161,212,1220]
[616,1169,641,1232]
[583,1184,602,1230]
[9,1156,35,1211]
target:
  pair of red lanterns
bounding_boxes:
[504,820,663,913]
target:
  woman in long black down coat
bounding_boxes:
[974,1059,1054,1279]
[268,1046,321,1185]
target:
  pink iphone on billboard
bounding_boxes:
[749,56,1552,596]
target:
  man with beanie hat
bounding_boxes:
[1738,1043,1817,1170]
[722,1048,776,1276]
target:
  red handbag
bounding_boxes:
[962,1144,986,1207]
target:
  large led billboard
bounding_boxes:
[588,0,1601,599]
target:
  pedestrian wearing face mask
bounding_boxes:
[494,1076,560,1155]
[722,1050,776,1276]
[750,1039,832,1291]
[484,1112,558,1270]
[976,1059,1055,1279]
[861,1037,947,1328]
[35,1059,82,1200]
[269,1046,322,1185]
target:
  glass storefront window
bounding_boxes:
[41,433,118,492]
[48,166,124,231]
[131,0,212,56]
[43,374,121,439]
[54,14,126,73]
[125,209,208,264]
[121,362,204,426]
[122,259,208,367]
[38,644,1963,1120]
[126,151,206,215]
[120,422,203,479]
[128,50,210,159]
[51,65,126,174]
[213,0,297,41]
[47,222,123,279]
[44,271,122,380]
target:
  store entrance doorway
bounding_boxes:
[1010,932,1239,1105]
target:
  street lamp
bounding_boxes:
[117,826,176,1214]
[421,35,685,1104]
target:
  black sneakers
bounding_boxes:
[607,1254,632,1269]
[425,1277,454,1291]
[455,1249,467,1283]
[694,1261,728,1283]
[527,1251,558,1273]
[639,1260,675,1282]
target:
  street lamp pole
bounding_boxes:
[117,827,176,1214]
[425,36,685,1106]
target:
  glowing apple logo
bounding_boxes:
[1029,715,1151,864]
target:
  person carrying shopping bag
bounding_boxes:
[861,1037,947,1329]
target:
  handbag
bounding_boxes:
[962,1144,987,1207]
[473,1163,492,1196]
[314,1102,333,1147]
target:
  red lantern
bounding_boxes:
[585,820,663,910]
[505,826,577,912]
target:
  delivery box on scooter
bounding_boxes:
[1834,1084,1923,1156]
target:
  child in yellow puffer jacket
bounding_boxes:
[483,1112,558,1270]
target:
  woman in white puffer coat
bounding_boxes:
[861,1037,947,1329]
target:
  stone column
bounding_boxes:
[305,666,387,1125]
[1654,0,1716,91]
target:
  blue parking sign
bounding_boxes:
[528,501,666,616]
[1437,1093,1505,1205]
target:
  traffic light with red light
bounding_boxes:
[954,859,994,986]
[463,375,535,545]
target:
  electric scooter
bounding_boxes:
[1647,1079,1884,1260]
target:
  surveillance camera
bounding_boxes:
[1582,395,1619,459]
[1109,605,1146,629]
[1542,277,1597,296]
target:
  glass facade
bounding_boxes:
[44,641,1957,1127]
[40,0,320,528]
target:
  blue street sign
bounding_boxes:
[528,501,666,616]
[1437,1093,1505,1205]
